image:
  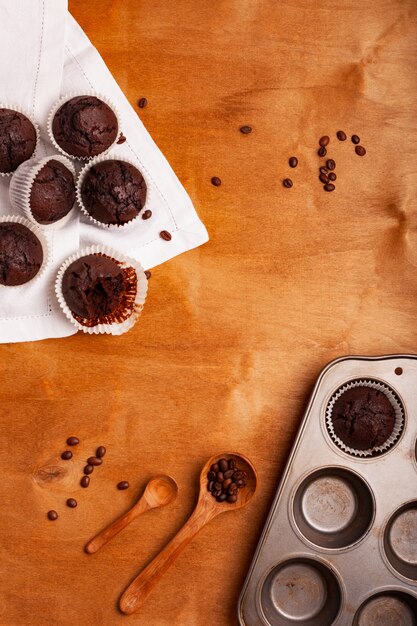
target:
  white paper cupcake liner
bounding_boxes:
[9,155,77,229]
[55,245,148,335]
[326,379,404,457]
[76,154,149,230]
[0,215,49,288]
[0,104,40,177]
[46,91,122,161]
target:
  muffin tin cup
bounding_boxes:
[0,104,40,177]
[326,379,404,457]
[0,215,49,287]
[76,154,149,230]
[46,91,122,162]
[55,244,148,335]
[9,155,77,229]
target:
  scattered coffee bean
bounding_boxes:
[319,173,329,184]
[61,451,72,461]
[145,270,151,280]
[239,125,252,134]
[66,437,79,446]
[355,145,366,156]
[117,133,126,144]
[84,465,94,475]
[326,159,336,171]
[289,156,298,168]
[96,446,106,459]
[317,146,327,157]
[117,481,129,490]
[319,136,329,147]
[66,498,77,508]
[207,457,247,504]
[211,176,222,187]
[227,495,237,503]
[87,456,102,466]
[283,178,293,188]
[47,510,58,521]
[160,230,172,241]
[319,167,328,175]
[138,97,148,108]
[142,209,152,220]
[328,172,337,181]
[218,459,229,473]
[351,134,360,144]
[80,476,90,488]
[337,131,347,141]
[324,183,335,192]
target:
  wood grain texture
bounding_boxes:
[1,0,417,624]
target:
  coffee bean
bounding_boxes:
[216,472,224,483]
[216,493,227,503]
[211,463,219,473]
[66,437,79,446]
[214,482,222,491]
[207,481,214,492]
[223,469,234,479]
[117,481,129,490]
[66,498,77,508]
[337,131,347,141]
[232,470,247,482]
[351,134,360,144]
[289,156,298,168]
[355,145,366,156]
[324,183,335,192]
[117,133,126,144]
[318,146,327,157]
[227,495,237,503]
[213,489,222,497]
[61,451,72,461]
[218,459,229,473]
[211,176,221,187]
[84,465,93,475]
[81,476,90,488]
[47,510,58,521]
[328,172,337,181]
[228,483,238,495]
[96,446,106,459]
[207,471,216,481]
[229,459,236,470]
[236,479,245,488]
[160,230,172,241]
[138,97,148,108]
[319,167,328,175]
[239,125,252,134]
[142,209,152,220]
[87,457,102,466]
[319,173,329,184]
[223,478,232,489]
[145,270,151,280]
[283,178,293,188]
[319,136,329,147]
[326,159,335,171]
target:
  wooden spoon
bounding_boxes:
[85,475,178,555]
[119,452,257,615]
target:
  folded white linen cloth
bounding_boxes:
[0,0,208,343]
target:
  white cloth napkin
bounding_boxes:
[0,0,208,343]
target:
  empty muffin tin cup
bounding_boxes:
[0,103,40,177]
[383,501,417,582]
[0,215,49,287]
[258,557,342,626]
[353,590,417,625]
[326,379,404,457]
[292,466,375,550]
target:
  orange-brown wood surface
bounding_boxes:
[1,1,417,624]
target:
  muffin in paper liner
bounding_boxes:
[9,155,76,229]
[55,245,148,335]
[325,379,404,457]
[0,104,40,177]
[76,154,149,230]
[46,92,122,161]
[0,214,49,287]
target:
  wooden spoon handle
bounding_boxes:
[119,501,216,615]
[86,497,150,555]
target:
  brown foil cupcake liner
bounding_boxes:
[46,91,122,162]
[0,215,49,287]
[55,245,148,335]
[76,154,149,230]
[0,104,40,177]
[325,379,404,457]
[9,155,77,229]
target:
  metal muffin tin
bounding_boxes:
[238,355,417,625]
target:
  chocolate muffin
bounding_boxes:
[51,96,118,158]
[331,386,396,451]
[0,222,43,286]
[30,159,76,224]
[80,160,147,226]
[0,108,37,173]
[62,253,137,325]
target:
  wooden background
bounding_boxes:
[1,0,417,624]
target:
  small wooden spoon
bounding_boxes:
[85,475,178,555]
[119,452,257,615]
